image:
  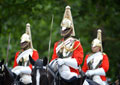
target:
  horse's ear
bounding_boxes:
[1,59,4,65]
[43,56,48,66]
[29,55,35,65]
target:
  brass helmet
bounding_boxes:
[92,29,103,52]
[20,33,30,43]
[20,23,33,49]
[61,6,75,36]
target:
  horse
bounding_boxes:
[29,55,81,85]
[29,55,49,85]
[29,56,100,85]
[0,59,4,84]
[0,59,20,85]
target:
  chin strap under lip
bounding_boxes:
[61,28,72,36]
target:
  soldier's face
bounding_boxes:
[92,46,101,53]
[61,27,72,37]
[20,41,29,50]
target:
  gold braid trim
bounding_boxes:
[64,41,80,52]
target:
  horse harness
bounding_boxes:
[0,65,5,77]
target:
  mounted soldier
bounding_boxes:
[12,23,39,84]
[82,29,109,85]
[49,6,84,84]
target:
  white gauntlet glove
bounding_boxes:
[56,58,65,66]
[12,66,23,75]
[85,68,105,76]
[85,70,95,76]
[12,66,31,75]
[20,66,31,74]
[57,57,78,69]
[62,57,78,69]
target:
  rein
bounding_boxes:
[35,66,46,70]
[0,72,4,77]
[47,65,58,80]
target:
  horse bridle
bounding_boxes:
[0,65,5,77]
[0,72,5,77]
[35,66,43,69]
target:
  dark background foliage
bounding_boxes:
[0,0,120,82]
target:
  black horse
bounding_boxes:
[0,59,4,84]
[0,59,20,85]
[29,56,99,85]
[29,56,81,85]
[29,56,49,85]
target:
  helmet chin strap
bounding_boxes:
[61,28,72,39]
[21,42,30,51]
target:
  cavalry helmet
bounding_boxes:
[61,6,75,36]
[92,29,103,52]
[20,33,30,43]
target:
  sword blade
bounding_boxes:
[6,33,11,66]
[48,15,54,64]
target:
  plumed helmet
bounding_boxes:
[20,23,33,49]
[92,29,103,52]
[61,6,75,36]
[20,33,30,43]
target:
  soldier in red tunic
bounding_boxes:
[49,6,84,83]
[12,23,39,84]
[82,29,109,85]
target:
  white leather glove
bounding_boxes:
[13,69,21,75]
[85,68,105,76]
[20,66,32,74]
[56,58,65,66]
[12,66,24,75]
[62,57,78,69]
[85,70,95,76]
[12,66,31,75]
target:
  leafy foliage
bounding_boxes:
[0,0,120,82]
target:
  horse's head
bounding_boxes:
[0,59,15,84]
[29,55,49,85]
[0,59,4,84]
[0,59,4,74]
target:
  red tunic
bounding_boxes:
[13,49,39,70]
[82,53,109,81]
[51,39,84,75]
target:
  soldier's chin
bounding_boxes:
[21,45,29,50]
[61,30,68,36]
[61,32,67,36]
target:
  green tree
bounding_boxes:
[0,0,120,82]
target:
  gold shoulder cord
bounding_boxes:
[64,41,80,52]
